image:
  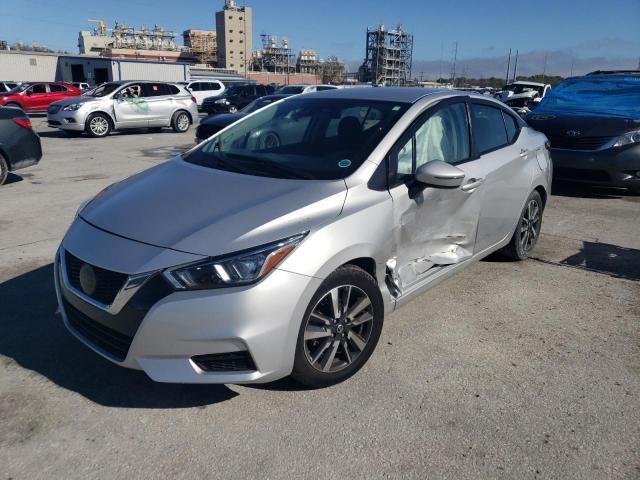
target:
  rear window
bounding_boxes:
[49,84,67,92]
[143,83,171,97]
[502,111,519,143]
[536,76,640,117]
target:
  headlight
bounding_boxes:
[214,98,229,104]
[62,103,82,111]
[163,233,307,290]
[613,130,640,148]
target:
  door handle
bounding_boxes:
[519,148,529,157]
[461,178,484,192]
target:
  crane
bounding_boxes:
[88,19,107,36]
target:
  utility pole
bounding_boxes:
[542,53,548,84]
[505,48,512,87]
[438,42,443,85]
[512,49,518,82]
[450,40,458,88]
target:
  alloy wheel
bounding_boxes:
[303,285,374,373]
[90,116,109,136]
[519,199,541,252]
[177,113,189,132]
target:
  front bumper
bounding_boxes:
[54,224,321,384]
[47,109,87,131]
[550,144,640,190]
[201,103,231,115]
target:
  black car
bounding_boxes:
[526,72,640,194]
[0,106,42,185]
[201,84,274,115]
[196,94,293,142]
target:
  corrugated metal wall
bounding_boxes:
[113,61,187,82]
[0,52,59,82]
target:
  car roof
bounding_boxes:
[302,87,462,104]
[509,81,546,87]
[586,70,640,76]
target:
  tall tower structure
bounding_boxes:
[215,0,252,72]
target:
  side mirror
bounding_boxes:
[415,161,465,188]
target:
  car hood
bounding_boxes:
[50,96,100,107]
[200,112,245,127]
[79,158,348,257]
[526,111,640,137]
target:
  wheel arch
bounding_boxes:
[534,184,548,209]
[86,110,115,128]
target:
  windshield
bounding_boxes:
[241,96,282,114]
[184,98,409,180]
[8,83,30,93]
[86,83,121,97]
[276,86,305,95]
[505,83,544,96]
[536,76,640,117]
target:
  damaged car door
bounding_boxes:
[387,99,486,293]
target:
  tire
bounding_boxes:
[501,190,544,260]
[172,111,191,133]
[85,113,112,138]
[261,131,281,149]
[0,153,8,186]
[291,265,384,388]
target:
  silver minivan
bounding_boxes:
[55,88,551,387]
[47,81,199,137]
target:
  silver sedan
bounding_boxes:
[55,88,551,387]
[47,81,199,137]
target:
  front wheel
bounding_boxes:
[501,190,544,260]
[85,113,112,138]
[0,153,8,185]
[291,265,384,388]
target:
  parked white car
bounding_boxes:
[497,81,551,108]
[182,80,226,109]
[276,84,339,95]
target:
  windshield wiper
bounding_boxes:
[225,152,314,180]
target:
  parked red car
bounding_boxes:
[0,82,81,112]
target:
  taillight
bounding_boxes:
[13,117,32,130]
[190,96,197,104]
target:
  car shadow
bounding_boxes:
[559,241,640,281]
[0,264,238,408]
[2,173,24,185]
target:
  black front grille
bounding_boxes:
[192,352,257,372]
[65,251,127,305]
[555,167,611,182]
[548,135,613,151]
[63,298,133,361]
[48,120,61,126]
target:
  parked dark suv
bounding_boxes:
[0,106,42,184]
[526,71,640,194]
[201,84,274,115]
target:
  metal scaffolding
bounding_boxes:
[183,29,217,66]
[297,48,321,74]
[112,22,179,51]
[360,24,413,86]
[252,34,295,73]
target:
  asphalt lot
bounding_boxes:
[1,117,639,479]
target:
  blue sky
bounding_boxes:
[3,0,639,77]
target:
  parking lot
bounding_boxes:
[1,117,639,479]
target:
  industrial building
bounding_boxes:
[359,24,413,86]
[252,35,295,74]
[297,49,321,74]
[0,50,189,84]
[78,20,196,63]
[183,29,217,66]
[215,0,252,72]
